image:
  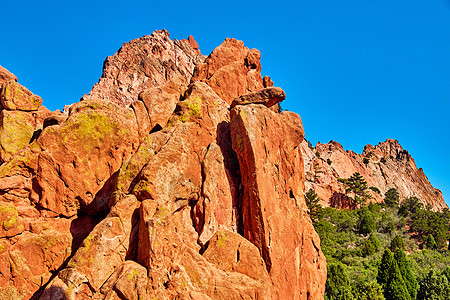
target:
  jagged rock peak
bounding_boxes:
[83,29,206,107]
[302,138,447,211]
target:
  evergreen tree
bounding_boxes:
[325,262,354,300]
[417,270,450,300]
[377,249,411,300]
[305,188,323,224]
[362,233,382,257]
[359,209,376,235]
[384,188,400,207]
[338,172,370,208]
[353,278,385,300]
[390,235,405,252]
[394,248,418,300]
[426,234,438,250]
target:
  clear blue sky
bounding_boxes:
[2,0,449,205]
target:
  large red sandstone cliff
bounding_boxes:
[301,139,447,211]
[0,30,326,299]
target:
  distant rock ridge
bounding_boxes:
[0,30,326,299]
[301,138,447,211]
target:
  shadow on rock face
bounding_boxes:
[37,286,68,300]
[216,121,244,235]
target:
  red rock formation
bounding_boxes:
[231,104,326,299]
[192,38,264,105]
[83,29,205,107]
[0,31,327,299]
[302,139,447,211]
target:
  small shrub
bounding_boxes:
[327,158,332,165]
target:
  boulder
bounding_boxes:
[230,86,286,108]
[0,81,42,111]
[36,100,139,217]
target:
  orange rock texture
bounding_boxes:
[302,139,447,211]
[0,30,327,299]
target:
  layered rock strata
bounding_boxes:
[301,139,447,211]
[0,30,326,299]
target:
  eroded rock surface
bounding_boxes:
[302,139,447,211]
[231,105,327,299]
[0,30,327,299]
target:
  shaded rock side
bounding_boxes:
[301,139,447,211]
[83,29,205,107]
[230,104,327,299]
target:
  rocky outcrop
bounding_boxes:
[301,139,447,211]
[192,38,265,105]
[231,105,326,298]
[230,86,285,109]
[0,30,326,299]
[83,29,205,108]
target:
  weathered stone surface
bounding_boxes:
[0,110,35,162]
[0,65,17,85]
[0,32,330,299]
[301,139,447,211]
[203,230,269,281]
[230,86,286,108]
[83,29,205,107]
[138,80,184,129]
[43,194,140,298]
[36,100,139,217]
[1,81,42,111]
[230,104,327,299]
[192,38,264,105]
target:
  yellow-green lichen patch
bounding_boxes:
[0,203,19,231]
[178,113,191,123]
[127,267,140,280]
[216,231,229,248]
[181,96,202,118]
[83,234,96,253]
[0,145,39,178]
[133,180,153,198]
[0,111,35,160]
[116,140,156,193]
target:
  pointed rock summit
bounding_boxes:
[0,30,326,299]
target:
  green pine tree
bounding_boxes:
[384,188,400,207]
[359,209,376,235]
[305,188,323,224]
[325,262,354,300]
[417,270,450,300]
[338,172,370,208]
[390,235,405,252]
[394,248,418,300]
[426,234,438,250]
[377,249,411,300]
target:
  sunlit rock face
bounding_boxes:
[302,139,447,211]
[0,30,326,299]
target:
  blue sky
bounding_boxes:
[1,0,449,205]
